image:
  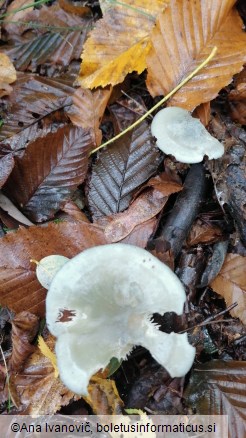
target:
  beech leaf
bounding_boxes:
[185,360,246,438]
[210,253,246,324]
[87,120,160,220]
[66,87,112,147]
[9,311,39,372]
[4,126,93,222]
[0,53,16,98]
[77,0,165,88]
[146,0,246,110]
[0,221,106,316]
[0,74,73,143]
[9,334,75,414]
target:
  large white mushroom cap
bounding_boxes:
[46,244,195,395]
[151,107,224,163]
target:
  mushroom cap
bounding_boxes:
[151,107,224,163]
[46,244,195,394]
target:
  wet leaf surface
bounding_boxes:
[87,120,160,219]
[0,221,106,316]
[4,126,93,221]
[185,360,246,438]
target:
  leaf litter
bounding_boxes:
[0,0,245,429]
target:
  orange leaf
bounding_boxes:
[210,254,246,324]
[77,0,166,88]
[146,0,246,110]
[67,87,112,146]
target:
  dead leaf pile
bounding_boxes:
[0,0,245,420]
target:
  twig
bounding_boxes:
[90,46,218,155]
[179,302,238,334]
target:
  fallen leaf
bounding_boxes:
[0,221,106,316]
[9,311,39,372]
[10,334,76,414]
[210,253,246,324]
[61,200,90,223]
[38,336,59,378]
[87,120,160,220]
[0,192,33,226]
[4,126,93,222]
[187,219,223,246]
[0,154,14,189]
[0,74,73,143]
[192,102,211,126]
[99,173,182,242]
[146,0,246,110]
[77,0,165,88]
[119,217,157,248]
[0,53,16,97]
[87,376,124,415]
[3,0,34,36]
[4,4,92,75]
[66,86,112,146]
[185,360,246,438]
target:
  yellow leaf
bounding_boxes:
[0,53,16,97]
[38,335,59,378]
[78,0,166,88]
[146,0,246,110]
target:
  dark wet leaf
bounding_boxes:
[4,126,93,222]
[3,4,92,75]
[0,74,73,142]
[185,360,246,438]
[0,154,14,188]
[87,121,160,220]
[9,311,39,372]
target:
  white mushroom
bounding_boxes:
[151,107,224,163]
[46,244,195,395]
[36,255,69,289]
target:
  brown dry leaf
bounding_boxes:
[10,334,76,414]
[192,102,211,127]
[4,126,93,222]
[187,219,223,246]
[9,311,39,372]
[77,0,166,88]
[0,53,16,97]
[146,0,246,110]
[66,87,112,146]
[61,200,90,223]
[87,376,124,415]
[0,221,106,316]
[3,0,34,36]
[99,173,182,243]
[210,253,246,324]
[120,218,157,248]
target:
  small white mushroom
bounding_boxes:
[36,255,69,289]
[46,244,195,395]
[151,107,224,163]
